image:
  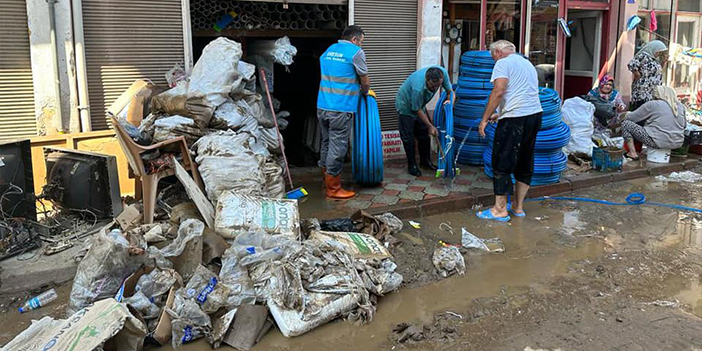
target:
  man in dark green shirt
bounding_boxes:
[395,66,452,176]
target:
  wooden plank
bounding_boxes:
[172,155,215,228]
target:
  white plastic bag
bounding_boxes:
[193,131,267,201]
[269,292,360,337]
[210,100,257,131]
[562,97,596,156]
[432,246,466,278]
[272,36,298,66]
[188,37,243,108]
[215,192,300,239]
[67,229,143,315]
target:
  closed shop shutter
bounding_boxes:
[82,0,185,130]
[0,0,37,140]
[354,0,417,130]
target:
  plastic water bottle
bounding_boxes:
[19,288,58,313]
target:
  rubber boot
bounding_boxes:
[418,137,437,171]
[404,142,422,177]
[325,173,355,199]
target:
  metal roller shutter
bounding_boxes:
[82,0,185,130]
[0,0,37,140]
[354,0,417,130]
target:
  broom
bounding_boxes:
[260,69,308,199]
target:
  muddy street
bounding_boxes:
[3,174,702,350]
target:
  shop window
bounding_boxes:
[527,0,558,88]
[678,0,701,12]
[457,3,482,51]
[635,16,652,51]
[655,13,672,41]
[639,0,650,10]
[652,0,673,10]
[485,0,521,49]
[565,16,598,72]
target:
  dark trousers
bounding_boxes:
[492,113,542,196]
[398,113,431,167]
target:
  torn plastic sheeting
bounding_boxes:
[128,290,162,319]
[210,99,258,131]
[197,156,266,200]
[189,37,244,108]
[263,158,285,199]
[136,268,182,299]
[309,231,392,259]
[375,213,403,235]
[160,219,205,258]
[2,299,147,351]
[272,36,298,66]
[179,265,231,314]
[166,294,213,348]
[234,90,275,128]
[192,130,251,157]
[67,228,145,315]
[219,245,258,307]
[357,259,403,296]
[432,246,466,278]
[152,115,205,146]
[461,228,505,253]
[215,192,301,239]
[269,292,360,338]
[150,93,215,128]
[238,61,256,81]
[257,126,282,154]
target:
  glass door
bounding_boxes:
[524,0,560,88]
[564,10,603,96]
[673,16,700,95]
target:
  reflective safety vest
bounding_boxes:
[317,42,362,113]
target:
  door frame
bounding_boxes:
[564,10,603,87]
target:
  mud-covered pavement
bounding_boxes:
[2,174,702,350]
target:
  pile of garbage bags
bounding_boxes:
[4,194,406,350]
[117,36,292,202]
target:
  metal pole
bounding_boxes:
[260,68,294,189]
[47,0,65,132]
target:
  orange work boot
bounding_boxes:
[321,167,327,189]
[325,174,356,199]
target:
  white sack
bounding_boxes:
[215,192,300,239]
[189,37,243,108]
[562,97,596,156]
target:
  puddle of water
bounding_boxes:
[660,275,702,318]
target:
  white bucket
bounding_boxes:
[647,148,671,163]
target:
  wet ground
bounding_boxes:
[2,174,702,350]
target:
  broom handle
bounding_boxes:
[260,69,294,189]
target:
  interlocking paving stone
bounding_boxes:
[398,191,425,201]
[384,183,409,191]
[345,199,372,209]
[359,187,384,195]
[409,180,433,187]
[424,187,451,196]
[372,195,400,205]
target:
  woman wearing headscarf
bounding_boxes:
[627,40,668,111]
[620,86,686,160]
[587,75,626,133]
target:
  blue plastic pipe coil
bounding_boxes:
[352,95,384,185]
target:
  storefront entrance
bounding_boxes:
[563,10,604,98]
[450,0,613,97]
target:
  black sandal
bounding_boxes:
[625,153,640,161]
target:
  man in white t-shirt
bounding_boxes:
[477,40,543,222]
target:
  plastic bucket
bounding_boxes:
[647,148,671,163]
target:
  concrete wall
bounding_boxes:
[613,0,640,103]
[26,0,79,135]
[417,0,443,69]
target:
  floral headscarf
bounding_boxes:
[589,74,619,102]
